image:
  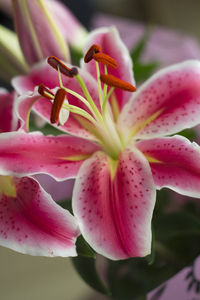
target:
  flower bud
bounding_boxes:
[12,0,70,66]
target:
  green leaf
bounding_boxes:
[107,255,177,300]
[59,198,73,214]
[29,118,63,136]
[76,235,96,258]
[107,209,200,299]
[131,29,150,62]
[145,226,155,266]
[133,62,159,83]
[154,211,200,240]
[176,128,197,141]
[70,46,83,66]
[154,211,200,264]
[71,255,111,295]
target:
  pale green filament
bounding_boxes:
[102,87,114,114]
[95,61,103,106]
[63,103,99,127]
[103,65,108,100]
[75,74,104,125]
[57,67,97,119]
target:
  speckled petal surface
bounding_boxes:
[0,131,99,181]
[13,60,101,140]
[136,135,200,197]
[0,176,79,256]
[81,27,135,110]
[73,149,156,260]
[118,60,200,141]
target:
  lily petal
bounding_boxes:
[0,176,79,256]
[13,0,70,65]
[73,149,156,260]
[136,135,200,198]
[0,131,99,181]
[13,60,101,140]
[118,60,200,142]
[81,26,135,110]
[0,89,19,132]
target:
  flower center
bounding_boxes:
[40,45,136,159]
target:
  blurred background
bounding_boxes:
[1,0,200,299]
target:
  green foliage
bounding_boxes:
[133,62,159,83]
[29,116,63,136]
[70,46,83,66]
[176,128,197,141]
[75,235,96,258]
[130,28,159,83]
[131,29,150,62]
[106,206,200,300]
[59,198,73,214]
[71,255,111,295]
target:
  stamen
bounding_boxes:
[100,74,136,92]
[93,53,118,69]
[38,84,54,99]
[84,44,101,63]
[50,88,66,124]
[48,56,78,77]
[69,67,78,76]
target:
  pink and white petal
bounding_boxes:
[15,88,41,132]
[15,89,92,139]
[0,176,79,256]
[73,149,156,260]
[13,60,101,139]
[0,89,19,132]
[118,60,200,141]
[81,26,135,110]
[0,131,100,181]
[12,60,59,94]
[136,135,200,198]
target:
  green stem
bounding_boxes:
[102,87,114,114]
[95,61,103,106]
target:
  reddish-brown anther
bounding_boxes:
[84,44,101,63]
[38,84,54,100]
[93,53,118,69]
[47,56,77,77]
[100,74,136,92]
[50,88,66,124]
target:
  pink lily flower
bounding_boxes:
[0,90,79,257]
[3,27,200,260]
